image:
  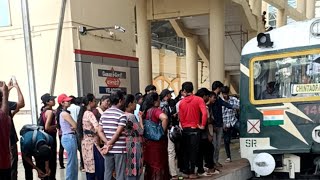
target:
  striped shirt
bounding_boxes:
[99,106,127,154]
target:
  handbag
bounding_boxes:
[143,108,164,141]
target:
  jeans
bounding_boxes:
[104,153,126,180]
[61,134,78,180]
[22,155,33,180]
[94,145,104,180]
[167,132,178,176]
[58,134,65,168]
[48,134,57,180]
[223,128,232,159]
[182,128,200,175]
[212,127,223,164]
[197,138,212,174]
[10,144,18,180]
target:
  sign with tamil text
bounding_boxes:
[92,64,131,98]
[291,83,320,94]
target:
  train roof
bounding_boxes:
[242,18,320,55]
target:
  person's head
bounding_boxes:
[221,86,230,100]
[135,93,143,105]
[145,92,160,108]
[57,94,73,109]
[83,93,96,109]
[181,82,193,95]
[195,88,211,103]
[145,85,157,94]
[69,95,76,104]
[209,91,217,104]
[266,81,276,94]
[124,94,136,112]
[212,81,224,94]
[160,89,173,101]
[34,142,51,161]
[41,93,56,107]
[99,95,110,110]
[263,11,266,15]
[110,90,125,109]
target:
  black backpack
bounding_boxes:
[37,109,47,127]
[20,124,50,144]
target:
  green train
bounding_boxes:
[240,19,320,179]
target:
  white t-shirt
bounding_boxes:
[67,104,80,122]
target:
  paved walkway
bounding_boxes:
[17,139,246,180]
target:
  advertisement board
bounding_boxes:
[91,64,131,98]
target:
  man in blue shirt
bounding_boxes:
[20,128,53,180]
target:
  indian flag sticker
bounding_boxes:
[262,110,284,126]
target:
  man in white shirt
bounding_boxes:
[67,96,80,122]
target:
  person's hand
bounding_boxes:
[49,125,57,132]
[0,81,8,92]
[36,169,46,178]
[208,135,213,142]
[45,166,51,177]
[7,80,14,91]
[101,144,112,155]
[198,124,205,130]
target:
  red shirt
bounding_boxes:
[0,110,11,169]
[179,95,207,128]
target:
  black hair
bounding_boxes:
[35,144,51,161]
[69,95,76,104]
[99,95,109,105]
[0,91,2,102]
[211,81,224,91]
[124,94,135,109]
[142,92,159,119]
[56,104,63,130]
[77,93,95,139]
[75,97,83,106]
[210,91,217,97]
[110,91,125,105]
[221,86,230,94]
[145,85,156,94]
[267,81,276,88]
[135,93,143,102]
[182,82,193,93]
[195,88,211,98]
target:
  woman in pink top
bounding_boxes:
[78,93,107,180]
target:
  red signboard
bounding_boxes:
[105,77,121,88]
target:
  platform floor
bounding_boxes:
[17,139,251,180]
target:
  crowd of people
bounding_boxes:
[0,79,240,180]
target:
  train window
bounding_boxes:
[251,50,320,104]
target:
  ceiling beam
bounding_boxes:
[263,0,307,21]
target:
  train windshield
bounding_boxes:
[252,50,320,103]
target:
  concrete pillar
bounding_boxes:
[297,0,306,15]
[186,36,198,90]
[306,0,315,19]
[136,0,152,92]
[159,48,165,76]
[276,9,287,28]
[209,0,225,85]
[224,72,230,87]
[176,56,181,78]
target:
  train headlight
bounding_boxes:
[257,33,273,48]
